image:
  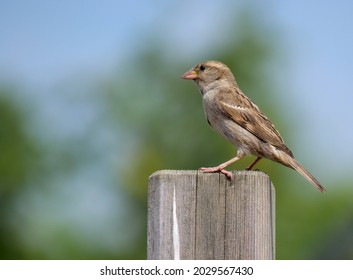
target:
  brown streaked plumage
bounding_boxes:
[181,60,325,193]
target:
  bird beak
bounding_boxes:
[181,70,198,80]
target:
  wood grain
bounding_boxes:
[147,170,275,260]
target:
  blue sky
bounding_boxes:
[1,0,353,182]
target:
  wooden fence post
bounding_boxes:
[147,170,275,260]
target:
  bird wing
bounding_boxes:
[216,89,293,157]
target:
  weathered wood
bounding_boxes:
[147,170,275,260]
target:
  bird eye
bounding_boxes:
[200,64,206,71]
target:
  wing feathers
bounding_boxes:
[216,89,293,157]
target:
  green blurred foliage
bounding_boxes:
[0,89,41,258]
[0,94,38,193]
[0,9,352,260]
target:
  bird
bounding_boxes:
[181,60,325,193]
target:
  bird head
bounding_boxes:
[181,61,236,93]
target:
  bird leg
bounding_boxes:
[246,157,262,170]
[199,155,242,180]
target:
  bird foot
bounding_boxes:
[199,167,233,180]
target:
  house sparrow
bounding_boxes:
[181,60,325,193]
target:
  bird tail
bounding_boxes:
[279,153,326,193]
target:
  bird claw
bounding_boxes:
[199,167,219,173]
[199,167,233,180]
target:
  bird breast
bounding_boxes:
[202,89,265,157]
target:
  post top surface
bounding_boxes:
[149,169,270,180]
